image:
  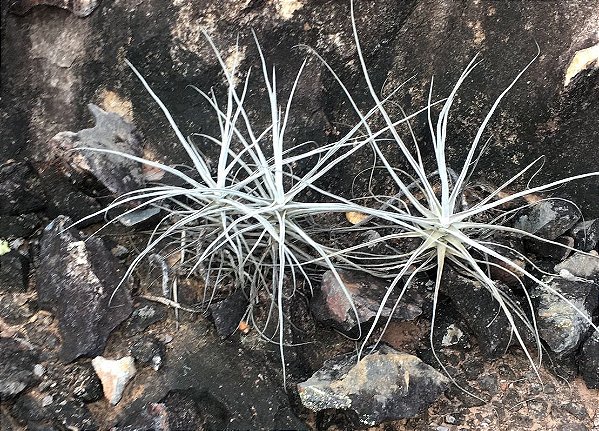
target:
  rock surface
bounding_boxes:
[311,269,425,332]
[0,338,40,399]
[554,250,599,279]
[92,356,137,405]
[209,289,249,338]
[37,216,133,362]
[0,250,29,293]
[514,199,581,241]
[570,219,599,251]
[298,345,449,425]
[532,277,598,355]
[580,332,599,389]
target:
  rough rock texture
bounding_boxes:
[49,103,144,197]
[0,338,40,399]
[580,332,599,389]
[9,0,101,17]
[0,250,29,293]
[209,289,249,338]
[570,219,599,252]
[442,270,518,358]
[37,216,133,362]
[2,1,599,214]
[555,250,599,279]
[514,200,581,241]
[532,277,598,355]
[298,345,449,425]
[311,269,425,332]
[91,356,137,405]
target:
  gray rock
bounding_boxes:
[570,219,599,252]
[129,336,164,369]
[122,300,167,336]
[9,0,100,17]
[514,200,580,241]
[67,363,104,403]
[554,250,599,279]
[532,277,598,355]
[49,104,144,197]
[0,250,29,293]
[37,216,133,362]
[580,332,599,389]
[298,345,449,425]
[0,213,42,238]
[443,270,519,358]
[311,269,425,332]
[0,337,40,399]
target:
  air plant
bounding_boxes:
[320,0,599,393]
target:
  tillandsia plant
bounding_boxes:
[72,28,439,382]
[316,0,599,393]
[72,0,599,392]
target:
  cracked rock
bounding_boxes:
[37,216,133,362]
[311,269,425,333]
[298,345,449,425]
[570,219,599,252]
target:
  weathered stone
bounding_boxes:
[49,104,144,197]
[0,161,46,216]
[67,363,104,403]
[129,336,164,370]
[570,219,599,252]
[528,235,574,261]
[0,213,42,238]
[442,270,518,357]
[0,337,40,399]
[122,300,167,336]
[514,200,580,241]
[92,356,137,405]
[9,0,100,17]
[532,277,598,355]
[0,250,29,293]
[10,390,53,424]
[209,289,248,338]
[554,250,599,279]
[298,345,449,425]
[311,269,425,332]
[580,332,599,388]
[37,216,133,362]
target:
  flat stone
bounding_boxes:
[570,219,599,251]
[0,337,40,399]
[37,216,133,362]
[49,104,144,197]
[311,269,425,333]
[297,345,449,425]
[514,200,580,240]
[532,277,598,355]
[92,356,137,405]
[554,250,599,279]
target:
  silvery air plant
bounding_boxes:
[75,0,598,391]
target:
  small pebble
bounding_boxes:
[33,364,46,377]
[92,356,137,405]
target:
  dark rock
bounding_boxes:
[580,332,599,388]
[554,250,599,279]
[562,402,588,420]
[43,185,104,227]
[532,277,598,355]
[0,161,46,216]
[298,345,449,425]
[129,336,164,369]
[159,391,203,431]
[0,337,40,399]
[9,0,100,17]
[122,300,167,336]
[209,289,248,338]
[0,250,29,293]
[0,293,37,324]
[514,199,580,241]
[442,270,519,358]
[0,213,42,238]
[66,363,104,402]
[10,391,53,423]
[570,219,599,252]
[311,269,425,333]
[114,321,305,430]
[49,104,144,197]
[528,235,574,261]
[48,396,98,431]
[37,216,133,362]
